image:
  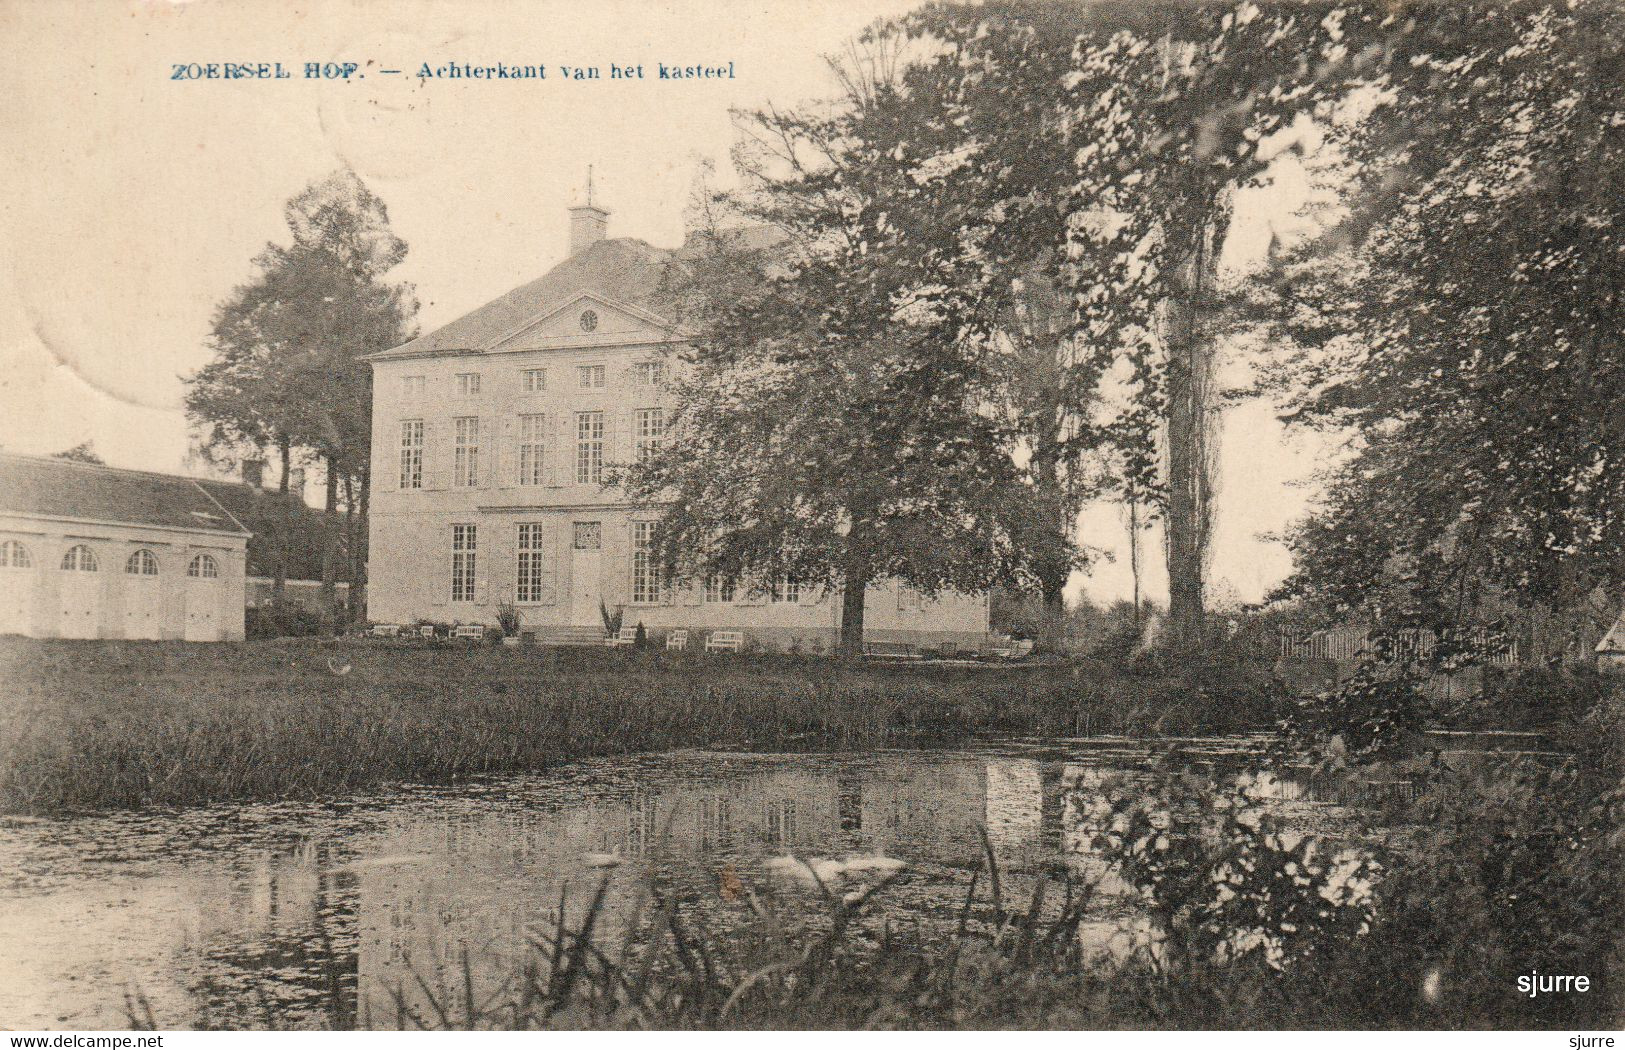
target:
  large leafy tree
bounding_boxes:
[186,170,416,611]
[627,65,1053,654]
[1261,1,1625,635]
[884,0,1393,645]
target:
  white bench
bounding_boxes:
[864,640,923,661]
[418,625,437,639]
[605,627,639,648]
[986,637,1034,660]
[452,624,486,641]
[367,624,400,638]
[705,630,744,653]
[666,628,689,651]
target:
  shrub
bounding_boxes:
[246,599,333,640]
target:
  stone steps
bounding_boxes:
[529,625,608,647]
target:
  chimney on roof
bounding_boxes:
[568,166,609,256]
[242,458,265,489]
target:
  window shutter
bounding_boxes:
[425,420,448,490]
[378,432,397,492]
[551,413,570,487]
[737,578,767,607]
[499,416,516,488]
[554,521,570,604]
[431,531,448,606]
[538,526,558,605]
[616,408,635,466]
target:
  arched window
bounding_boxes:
[125,549,159,576]
[187,554,219,579]
[0,540,31,568]
[60,545,98,572]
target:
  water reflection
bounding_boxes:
[0,740,1327,1030]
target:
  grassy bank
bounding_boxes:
[0,637,1281,815]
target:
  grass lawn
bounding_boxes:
[0,637,1280,815]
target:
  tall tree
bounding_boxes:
[186,170,416,613]
[1259,1,1625,632]
[628,63,1053,654]
[888,0,1390,645]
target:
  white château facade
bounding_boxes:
[365,203,990,652]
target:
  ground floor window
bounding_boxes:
[631,521,665,604]
[451,524,476,602]
[516,523,548,602]
[61,545,98,572]
[771,577,801,604]
[705,575,735,603]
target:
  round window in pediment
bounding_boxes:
[579,308,599,332]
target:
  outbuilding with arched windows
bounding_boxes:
[0,453,249,641]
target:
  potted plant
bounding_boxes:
[496,602,523,646]
[599,600,624,640]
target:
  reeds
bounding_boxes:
[0,638,1280,814]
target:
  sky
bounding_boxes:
[0,0,1335,608]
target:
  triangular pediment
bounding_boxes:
[484,292,678,352]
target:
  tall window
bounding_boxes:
[451,524,477,602]
[453,417,480,487]
[578,364,606,389]
[399,420,424,490]
[1,540,32,568]
[516,524,548,602]
[455,373,481,396]
[705,575,735,604]
[771,577,801,604]
[520,368,547,393]
[400,375,425,397]
[518,414,547,486]
[124,549,159,575]
[61,545,98,572]
[187,554,218,578]
[575,411,604,484]
[631,522,665,604]
[635,408,665,463]
[634,361,666,386]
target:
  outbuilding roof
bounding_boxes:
[0,453,250,536]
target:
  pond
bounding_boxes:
[0,738,1356,1030]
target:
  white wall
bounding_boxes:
[0,514,246,640]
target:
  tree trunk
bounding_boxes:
[1128,499,1143,630]
[351,461,369,621]
[1162,209,1223,649]
[341,474,357,624]
[321,454,340,612]
[274,435,291,599]
[837,539,870,657]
